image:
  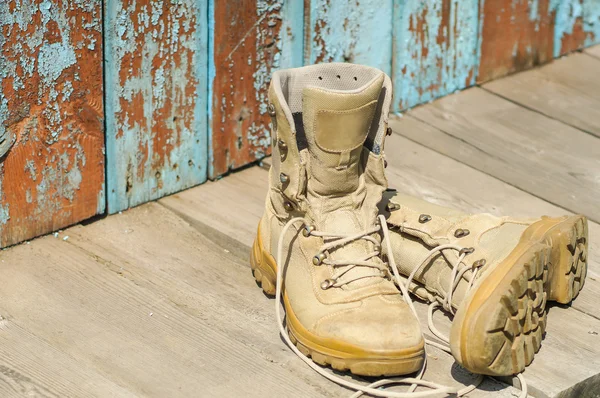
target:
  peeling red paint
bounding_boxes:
[0,0,105,247]
[478,0,555,83]
[211,1,283,177]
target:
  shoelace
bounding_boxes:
[308,224,390,288]
[275,215,486,397]
[404,245,529,398]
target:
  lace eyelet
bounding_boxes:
[386,202,400,212]
[459,247,475,256]
[419,214,432,223]
[320,279,335,290]
[312,252,327,265]
[283,201,294,212]
[454,228,470,238]
[302,225,314,237]
[473,259,486,267]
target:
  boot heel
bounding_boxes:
[250,226,277,296]
[546,216,588,304]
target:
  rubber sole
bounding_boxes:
[450,215,588,376]
[250,226,425,377]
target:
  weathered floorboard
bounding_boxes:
[391,0,479,111]
[104,0,208,214]
[304,0,393,74]
[1,206,349,397]
[209,0,303,178]
[586,43,600,57]
[484,52,600,138]
[406,87,600,222]
[0,0,105,247]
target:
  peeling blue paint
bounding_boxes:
[551,0,583,57]
[583,0,600,46]
[307,0,393,75]
[392,0,479,111]
[104,0,208,214]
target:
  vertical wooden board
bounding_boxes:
[104,0,208,214]
[209,0,304,178]
[583,0,600,46]
[0,0,105,248]
[392,0,479,111]
[551,0,585,56]
[305,0,393,74]
[477,0,555,83]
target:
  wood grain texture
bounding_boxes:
[0,0,105,247]
[484,52,600,138]
[384,124,600,397]
[1,205,349,397]
[477,0,554,83]
[586,43,600,57]
[305,0,393,74]
[104,0,208,214]
[392,0,479,111]
[406,87,600,222]
[209,0,304,178]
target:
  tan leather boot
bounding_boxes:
[250,64,425,377]
[382,192,588,377]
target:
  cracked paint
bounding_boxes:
[210,0,295,177]
[104,0,208,213]
[306,0,393,74]
[0,0,104,248]
[392,0,479,111]
[478,0,555,83]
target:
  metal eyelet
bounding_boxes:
[386,127,393,136]
[312,253,327,265]
[473,259,486,267]
[454,228,470,238]
[419,214,432,223]
[278,139,288,161]
[280,173,289,184]
[283,201,294,212]
[302,225,314,237]
[459,247,475,256]
[386,202,400,212]
[320,279,335,290]
[267,103,276,117]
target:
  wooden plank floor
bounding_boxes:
[0,45,599,397]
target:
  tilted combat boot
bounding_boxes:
[381,192,588,376]
[250,64,425,377]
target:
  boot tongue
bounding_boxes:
[302,73,386,289]
[302,73,384,196]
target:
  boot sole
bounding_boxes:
[450,215,588,376]
[250,226,425,377]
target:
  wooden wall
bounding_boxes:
[0,0,105,247]
[1,0,599,247]
[104,0,208,214]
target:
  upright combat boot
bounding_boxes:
[381,192,588,376]
[250,64,425,377]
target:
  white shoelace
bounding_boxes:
[275,215,495,397]
[404,245,529,398]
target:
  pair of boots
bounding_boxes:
[250,64,588,395]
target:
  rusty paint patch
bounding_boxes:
[104,0,208,213]
[210,0,284,177]
[552,0,586,56]
[478,0,555,83]
[0,0,104,247]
